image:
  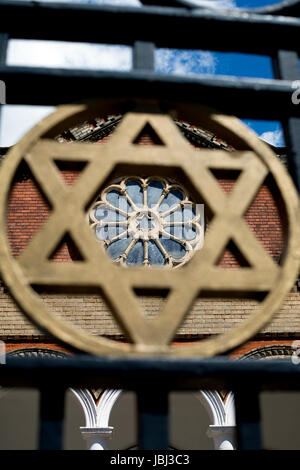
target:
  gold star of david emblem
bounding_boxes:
[0,102,299,357]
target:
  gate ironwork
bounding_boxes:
[1,0,300,451]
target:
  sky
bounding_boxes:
[0,0,291,147]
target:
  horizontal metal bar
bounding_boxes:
[0,67,300,119]
[0,1,300,55]
[1,66,298,119]
[0,356,300,391]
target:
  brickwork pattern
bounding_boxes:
[0,116,294,340]
[0,283,300,339]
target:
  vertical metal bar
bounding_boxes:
[0,34,8,141]
[234,388,263,450]
[272,50,300,192]
[0,33,8,65]
[137,389,169,450]
[272,50,300,81]
[133,40,155,71]
[39,388,65,450]
[282,117,300,192]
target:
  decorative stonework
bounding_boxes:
[7,347,67,359]
[89,176,204,268]
[239,344,295,360]
[54,114,234,151]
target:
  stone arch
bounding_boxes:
[224,392,235,426]
[197,390,227,426]
[194,389,237,449]
[96,389,122,428]
[239,344,295,361]
[71,388,97,428]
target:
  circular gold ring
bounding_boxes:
[0,100,299,357]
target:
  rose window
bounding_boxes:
[89,177,204,268]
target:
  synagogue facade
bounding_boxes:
[0,113,299,450]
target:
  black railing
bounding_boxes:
[1,355,300,450]
[1,0,300,451]
[0,0,300,185]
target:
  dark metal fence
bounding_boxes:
[1,0,300,450]
[2,354,300,450]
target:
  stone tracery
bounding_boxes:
[89,176,204,267]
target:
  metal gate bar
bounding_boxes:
[233,387,263,450]
[39,388,65,451]
[137,390,169,450]
[1,356,300,450]
[272,49,300,190]
[1,0,300,451]
[0,1,299,54]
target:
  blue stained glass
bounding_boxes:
[107,236,132,260]
[163,225,182,239]
[126,240,144,265]
[163,205,196,223]
[126,181,143,208]
[106,190,133,213]
[182,226,197,241]
[147,181,164,207]
[182,205,196,221]
[94,206,126,222]
[160,238,186,259]
[95,225,126,241]
[159,189,184,212]
[148,240,165,265]
[164,208,183,224]
[164,225,196,241]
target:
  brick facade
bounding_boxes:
[0,115,297,358]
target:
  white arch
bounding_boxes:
[70,388,123,429]
[196,390,227,426]
[79,389,122,450]
[70,388,98,428]
[195,390,236,450]
[96,389,122,427]
[224,392,236,426]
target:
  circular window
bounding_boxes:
[89,177,204,268]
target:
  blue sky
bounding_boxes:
[0,0,290,147]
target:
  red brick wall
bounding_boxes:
[218,177,283,267]
[6,134,284,266]
[7,166,80,261]
[7,167,51,258]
